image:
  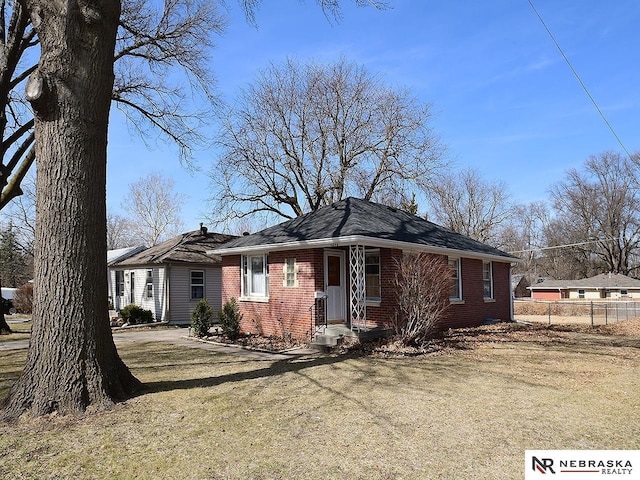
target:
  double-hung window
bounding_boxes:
[242,254,269,298]
[146,269,154,298]
[365,250,381,301]
[115,271,124,297]
[191,270,204,300]
[449,258,462,301]
[482,261,493,299]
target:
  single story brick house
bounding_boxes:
[528,273,640,300]
[109,226,236,324]
[211,198,518,341]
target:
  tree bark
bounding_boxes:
[2,0,141,420]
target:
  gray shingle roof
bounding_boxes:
[107,245,146,266]
[530,273,640,289]
[113,230,237,266]
[214,197,517,261]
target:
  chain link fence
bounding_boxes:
[513,299,640,326]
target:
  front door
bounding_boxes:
[325,250,346,324]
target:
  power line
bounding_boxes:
[508,236,618,255]
[527,0,633,161]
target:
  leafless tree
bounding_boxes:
[0,0,224,211]
[1,0,384,420]
[1,0,142,420]
[210,57,444,224]
[122,172,186,246]
[425,167,516,248]
[549,151,640,277]
[106,213,136,249]
[499,201,549,277]
[3,174,35,256]
[392,252,451,347]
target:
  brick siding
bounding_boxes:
[222,248,513,341]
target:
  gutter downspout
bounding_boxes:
[164,264,170,323]
[509,264,514,321]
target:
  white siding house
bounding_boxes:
[108,227,236,324]
[107,245,146,310]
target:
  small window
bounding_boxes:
[621,290,629,297]
[483,261,493,299]
[578,289,585,299]
[242,255,269,298]
[449,258,461,300]
[365,251,381,300]
[115,271,124,297]
[284,258,297,287]
[191,270,204,300]
[146,269,153,298]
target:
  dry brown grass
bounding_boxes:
[1,321,639,479]
[0,318,31,342]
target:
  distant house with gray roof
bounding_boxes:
[528,273,640,300]
[211,197,518,342]
[108,226,236,323]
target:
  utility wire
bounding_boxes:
[527,0,633,161]
[509,236,618,255]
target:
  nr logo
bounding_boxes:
[532,457,556,474]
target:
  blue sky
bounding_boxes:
[106,0,640,231]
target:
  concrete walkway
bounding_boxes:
[1,327,319,360]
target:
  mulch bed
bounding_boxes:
[197,318,640,356]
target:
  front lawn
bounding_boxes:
[1,322,639,479]
[0,317,31,342]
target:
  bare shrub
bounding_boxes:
[393,252,451,347]
[12,283,33,314]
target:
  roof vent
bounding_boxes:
[242,231,250,236]
[199,223,208,235]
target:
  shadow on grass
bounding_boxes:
[139,353,354,396]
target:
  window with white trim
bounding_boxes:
[115,270,124,297]
[146,269,153,298]
[482,261,493,299]
[242,254,269,298]
[283,258,298,287]
[365,250,381,301]
[449,258,461,300]
[578,289,585,299]
[191,270,204,300]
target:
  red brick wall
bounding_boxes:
[531,290,563,300]
[364,248,402,327]
[222,249,513,340]
[222,249,323,340]
[441,258,512,329]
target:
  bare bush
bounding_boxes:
[12,283,33,314]
[393,252,451,347]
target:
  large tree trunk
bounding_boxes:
[2,0,141,420]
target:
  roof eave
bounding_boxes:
[209,235,518,263]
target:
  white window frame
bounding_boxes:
[449,257,462,301]
[190,270,205,300]
[146,269,153,299]
[483,261,493,300]
[242,254,269,299]
[365,249,381,302]
[115,270,124,297]
[578,289,585,299]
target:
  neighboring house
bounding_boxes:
[211,197,518,341]
[511,274,531,298]
[107,245,146,310]
[109,226,236,324]
[528,273,640,300]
